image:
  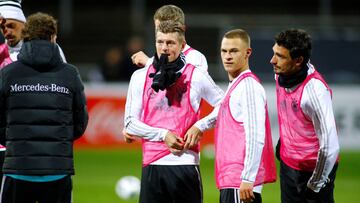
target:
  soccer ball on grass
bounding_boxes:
[115,176,141,200]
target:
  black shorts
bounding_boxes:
[220,188,262,203]
[140,165,203,203]
[280,161,338,203]
[1,175,72,203]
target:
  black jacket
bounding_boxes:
[0,40,88,175]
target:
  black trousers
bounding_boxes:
[1,175,72,203]
[220,188,262,203]
[139,165,203,203]
[0,150,4,187]
[280,161,338,203]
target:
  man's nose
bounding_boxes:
[224,52,232,60]
[270,56,276,64]
[161,44,169,50]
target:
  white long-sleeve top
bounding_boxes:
[182,44,208,71]
[124,61,223,165]
[195,70,267,193]
[287,65,340,192]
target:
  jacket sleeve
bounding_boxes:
[72,68,89,140]
[0,69,5,145]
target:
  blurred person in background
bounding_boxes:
[124,20,223,203]
[131,4,208,72]
[121,35,144,79]
[103,46,126,81]
[187,29,277,203]
[89,36,144,82]
[92,46,125,82]
[0,12,88,203]
[270,28,339,203]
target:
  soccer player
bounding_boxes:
[131,4,208,71]
[270,28,340,203]
[124,20,223,203]
[189,29,277,203]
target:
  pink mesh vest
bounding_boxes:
[276,70,331,171]
[141,63,200,166]
[0,44,12,69]
[215,72,277,189]
[0,44,11,150]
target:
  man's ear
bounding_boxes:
[181,40,186,51]
[50,34,57,43]
[246,47,252,58]
[295,56,304,67]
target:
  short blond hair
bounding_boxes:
[224,29,251,47]
[153,5,185,25]
[157,20,185,43]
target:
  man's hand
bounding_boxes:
[164,131,184,155]
[239,182,255,203]
[131,51,149,67]
[183,126,203,150]
[122,129,136,143]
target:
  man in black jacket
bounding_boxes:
[0,12,88,203]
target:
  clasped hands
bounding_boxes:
[122,126,203,155]
[164,126,203,155]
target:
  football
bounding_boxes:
[115,176,141,199]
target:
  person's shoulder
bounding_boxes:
[304,70,331,99]
[191,64,208,77]
[61,63,81,74]
[1,61,24,74]
[238,73,264,89]
[190,65,218,89]
[184,45,205,58]
[147,56,154,64]
[184,44,208,71]
[246,75,263,86]
[306,77,328,92]
[130,64,150,80]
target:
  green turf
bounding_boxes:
[73,149,360,203]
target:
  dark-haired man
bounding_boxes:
[270,28,339,203]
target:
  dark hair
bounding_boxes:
[22,12,57,42]
[275,28,312,64]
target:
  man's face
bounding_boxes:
[155,31,184,62]
[1,18,24,47]
[270,43,301,75]
[220,37,250,79]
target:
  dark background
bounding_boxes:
[21,0,360,83]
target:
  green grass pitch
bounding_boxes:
[73,149,360,203]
